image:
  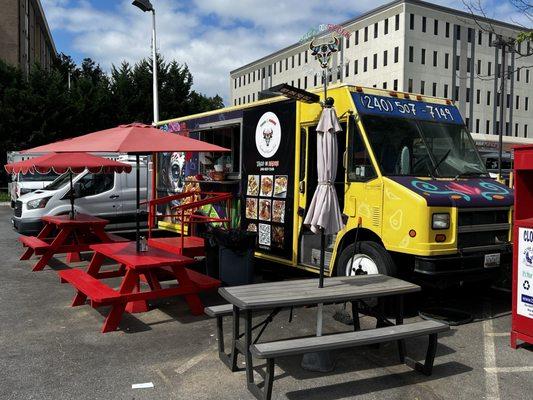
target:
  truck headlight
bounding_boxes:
[27,197,51,210]
[432,213,450,230]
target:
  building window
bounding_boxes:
[526,69,530,83]
[273,63,276,75]
[297,78,301,88]
[487,90,491,106]
[304,76,308,89]
[455,55,460,71]
[434,19,438,35]
[432,82,437,96]
[466,118,470,128]
[476,89,480,104]
[394,79,398,90]
[373,53,378,69]
[517,69,520,81]
[421,49,426,65]
[247,94,250,103]
[422,16,426,32]
[345,62,350,77]
[456,25,461,40]
[346,36,350,49]
[476,119,480,133]
[394,46,399,63]
[507,93,510,109]
[298,53,301,66]
[488,61,492,76]
[466,87,470,102]
[238,98,241,105]
[486,120,490,134]
[234,99,236,106]
[410,13,415,30]
[433,51,437,67]
[383,50,388,66]
[489,32,493,46]
[285,59,288,70]
[445,22,450,38]
[395,14,400,31]
[516,95,520,109]
[444,84,449,98]
[364,26,368,42]
[253,93,255,101]
[291,56,294,68]
[467,28,473,43]
[239,76,241,87]
[383,82,387,89]
[305,51,308,63]
[526,125,529,138]
[526,97,530,111]
[515,123,519,137]
[420,80,425,94]
[363,57,368,72]
[314,75,317,86]
[384,18,389,35]
[354,59,359,75]
[467,57,471,73]
[455,86,459,101]
[234,78,237,89]
[374,22,378,38]
[445,53,449,69]
[478,30,482,45]
[408,78,413,92]
[355,30,359,45]
[409,46,414,62]
[477,59,481,75]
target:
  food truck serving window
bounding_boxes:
[196,125,241,175]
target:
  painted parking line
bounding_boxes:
[485,366,533,373]
[483,303,501,400]
[485,332,510,337]
[175,351,210,375]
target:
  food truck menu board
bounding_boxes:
[241,100,296,260]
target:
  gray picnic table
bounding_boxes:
[217,274,423,399]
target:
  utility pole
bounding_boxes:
[492,35,515,181]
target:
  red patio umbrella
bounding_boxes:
[5,153,132,219]
[22,123,230,250]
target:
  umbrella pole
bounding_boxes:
[136,155,141,252]
[69,171,74,220]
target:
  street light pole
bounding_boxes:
[132,0,159,125]
[151,8,159,124]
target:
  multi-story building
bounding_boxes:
[230,0,532,138]
[0,0,56,74]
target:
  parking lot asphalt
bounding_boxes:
[1,205,532,400]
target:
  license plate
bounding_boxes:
[484,253,500,268]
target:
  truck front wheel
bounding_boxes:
[336,241,397,277]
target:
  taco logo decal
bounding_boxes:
[255,112,281,158]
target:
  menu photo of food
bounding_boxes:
[259,199,271,221]
[247,175,259,196]
[260,175,273,197]
[258,223,271,246]
[272,226,285,248]
[274,175,288,198]
[247,223,258,232]
[272,200,285,223]
[245,198,258,220]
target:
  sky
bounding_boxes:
[41,0,528,104]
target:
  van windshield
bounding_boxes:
[45,172,79,190]
[361,115,488,178]
[18,171,59,182]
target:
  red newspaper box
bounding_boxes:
[512,145,533,349]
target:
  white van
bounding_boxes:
[12,157,151,235]
[9,171,59,208]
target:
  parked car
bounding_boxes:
[9,171,59,208]
[12,157,150,235]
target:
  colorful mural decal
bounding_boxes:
[389,177,514,208]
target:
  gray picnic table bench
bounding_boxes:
[205,274,450,400]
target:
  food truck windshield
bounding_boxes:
[352,92,488,179]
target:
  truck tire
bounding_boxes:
[336,241,397,277]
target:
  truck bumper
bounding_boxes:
[12,216,43,235]
[414,244,512,279]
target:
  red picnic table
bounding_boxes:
[59,241,221,333]
[19,213,126,271]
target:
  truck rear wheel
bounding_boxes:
[336,241,397,277]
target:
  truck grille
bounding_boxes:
[14,201,22,217]
[457,208,510,250]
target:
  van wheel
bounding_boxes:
[336,241,397,277]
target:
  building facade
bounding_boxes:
[0,0,56,74]
[229,0,532,138]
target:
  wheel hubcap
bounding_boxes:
[345,254,379,276]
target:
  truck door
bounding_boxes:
[345,114,382,237]
[74,172,118,220]
[297,121,346,272]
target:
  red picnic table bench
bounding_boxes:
[19,214,127,271]
[58,241,221,333]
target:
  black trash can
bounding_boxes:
[213,228,257,286]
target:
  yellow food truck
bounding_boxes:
[156,84,513,286]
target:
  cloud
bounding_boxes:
[41,0,527,105]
